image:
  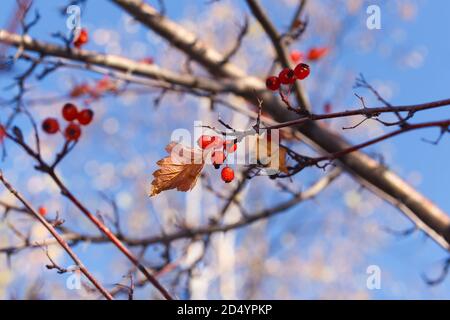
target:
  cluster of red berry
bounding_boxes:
[197,135,237,183]
[265,63,310,91]
[74,28,88,49]
[42,103,94,141]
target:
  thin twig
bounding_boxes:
[0,171,113,300]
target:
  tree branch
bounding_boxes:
[264,98,450,130]
[245,0,310,112]
[0,29,229,94]
[0,171,113,300]
[3,129,173,300]
[3,1,450,263]
[0,168,341,251]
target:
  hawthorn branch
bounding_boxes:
[219,16,249,66]
[0,171,113,300]
[129,167,340,239]
[5,30,447,131]
[422,258,450,286]
[0,29,234,94]
[15,52,222,103]
[282,0,308,45]
[314,119,450,163]
[354,73,392,107]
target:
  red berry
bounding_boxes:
[42,118,60,134]
[77,109,94,125]
[74,28,88,48]
[221,167,235,183]
[294,63,310,80]
[290,50,303,63]
[65,123,81,141]
[62,103,78,121]
[266,76,280,91]
[212,151,226,166]
[38,206,47,216]
[278,68,296,84]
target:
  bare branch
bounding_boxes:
[263,97,450,130]
[0,171,113,300]
[0,29,231,94]
[219,16,249,66]
[2,0,450,285]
